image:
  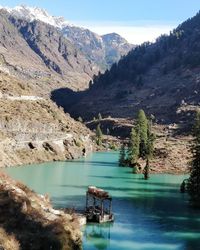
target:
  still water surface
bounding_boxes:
[4,152,200,250]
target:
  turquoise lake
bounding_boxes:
[4,151,200,250]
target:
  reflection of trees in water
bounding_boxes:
[84,223,113,250]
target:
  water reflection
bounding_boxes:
[84,223,113,250]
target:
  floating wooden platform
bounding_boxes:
[85,186,114,223]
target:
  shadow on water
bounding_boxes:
[67,160,118,167]
[89,175,141,180]
[57,184,179,194]
[126,180,186,188]
[53,192,200,250]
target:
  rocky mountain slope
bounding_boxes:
[0,72,93,168]
[0,172,82,249]
[102,33,134,68]
[65,11,200,124]
[62,27,134,70]
[0,9,96,93]
[1,5,134,72]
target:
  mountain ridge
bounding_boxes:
[59,10,200,125]
[0,5,134,71]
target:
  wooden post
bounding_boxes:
[86,192,88,209]
[109,199,112,215]
[101,199,104,217]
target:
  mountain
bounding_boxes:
[0,9,96,93]
[62,27,134,70]
[63,11,200,124]
[0,5,134,71]
[102,33,134,67]
[0,8,96,168]
[0,5,72,28]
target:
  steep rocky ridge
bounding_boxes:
[0,9,96,93]
[1,5,134,72]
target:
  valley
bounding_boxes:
[0,2,200,250]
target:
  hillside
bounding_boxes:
[64,11,200,124]
[0,72,93,168]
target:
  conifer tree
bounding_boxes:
[119,144,126,166]
[127,128,140,166]
[96,124,103,146]
[98,113,102,120]
[143,158,150,180]
[187,111,200,208]
[143,122,155,179]
[136,109,148,158]
[78,116,83,123]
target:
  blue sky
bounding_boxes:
[0,0,200,44]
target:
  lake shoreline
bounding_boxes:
[4,151,200,250]
[1,149,190,174]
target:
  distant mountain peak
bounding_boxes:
[102,32,126,39]
[0,5,73,28]
[102,33,129,45]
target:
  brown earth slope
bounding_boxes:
[0,173,82,250]
[0,72,93,168]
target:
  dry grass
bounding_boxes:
[0,172,82,250]
[0,228,20,250]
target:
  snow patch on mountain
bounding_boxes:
[0,5,73,28]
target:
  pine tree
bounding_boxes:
[127,128,140,166]
[143,158,150,180]
[187,111,200,208]
[119,144,126,166]
[96,124,103,146]
[146,122,155,159]
[98,113,102,120]
[78,116,83,123]
[143,122,155,180]
[136,109,148,158]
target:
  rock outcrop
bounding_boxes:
[0,172,82,250]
